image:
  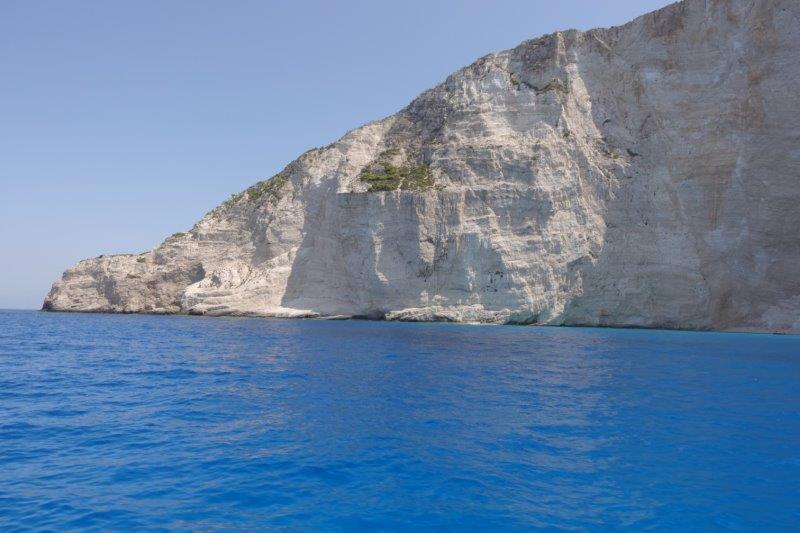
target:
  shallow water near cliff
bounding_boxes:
[1,309,798,530]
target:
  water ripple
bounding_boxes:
[0,310,798,529]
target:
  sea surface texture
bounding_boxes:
[1,310,798,530]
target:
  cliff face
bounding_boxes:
[44,0,800,333]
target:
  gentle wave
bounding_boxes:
[0,310,798,529]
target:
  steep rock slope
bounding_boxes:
[44,0,800,332]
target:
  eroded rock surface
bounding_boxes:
[44,0,800,332]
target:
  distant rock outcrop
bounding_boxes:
[44,0,800,333]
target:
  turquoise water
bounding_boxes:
[0,310,798,530]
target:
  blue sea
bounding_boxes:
[0,310,798,530]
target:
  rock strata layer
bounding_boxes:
[45,0,800,333]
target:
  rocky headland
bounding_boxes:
[44,0,800,333]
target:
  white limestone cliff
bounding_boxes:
[44,0,800,333]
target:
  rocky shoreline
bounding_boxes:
[45,0,800,333]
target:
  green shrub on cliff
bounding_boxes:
[359,149,434,192]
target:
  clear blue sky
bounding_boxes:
[0,0,670,309]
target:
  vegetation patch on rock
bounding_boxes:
[210,168,292,220]
[359,150,434,192]
[246,168,290,204]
